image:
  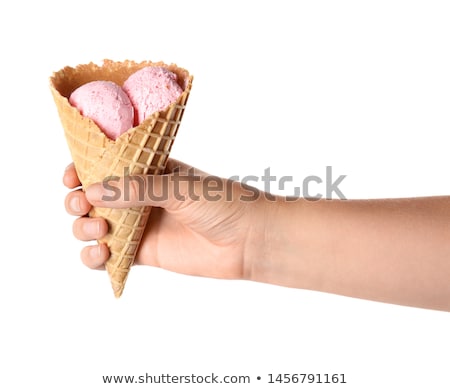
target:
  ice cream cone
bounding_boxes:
[50,60,193,297]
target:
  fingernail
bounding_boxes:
[92,245,108,268]
[88,245,103,265]
[83,220,100,237]
[69,195,81,213]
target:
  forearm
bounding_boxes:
[250,196,450,311]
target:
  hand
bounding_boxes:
[63,159,267,280]
[64,160,450,311]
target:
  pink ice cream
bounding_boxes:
[69,81,134,140]
[123,66,183,125]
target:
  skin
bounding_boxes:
[64,160,450,311]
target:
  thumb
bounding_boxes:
[85,172,201,210]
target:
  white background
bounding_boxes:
[1,1,449,388]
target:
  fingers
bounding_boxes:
[80,243,109,269]
[74,217,109,269]
[63,163,81,189]
[63,162,109,271]
[65,189,93,216]
[72,217,108,241]
[85,172,199,210]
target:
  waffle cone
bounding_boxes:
[50,60,193,297]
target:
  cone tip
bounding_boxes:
[113,284,124,298]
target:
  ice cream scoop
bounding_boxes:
[69,80,134,140]
[123,66,183,125]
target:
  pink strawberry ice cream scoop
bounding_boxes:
[69,80,134,140]
[123,66,183,125]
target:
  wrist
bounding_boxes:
[243,195,308,286]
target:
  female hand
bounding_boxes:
[63,159,267,280]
